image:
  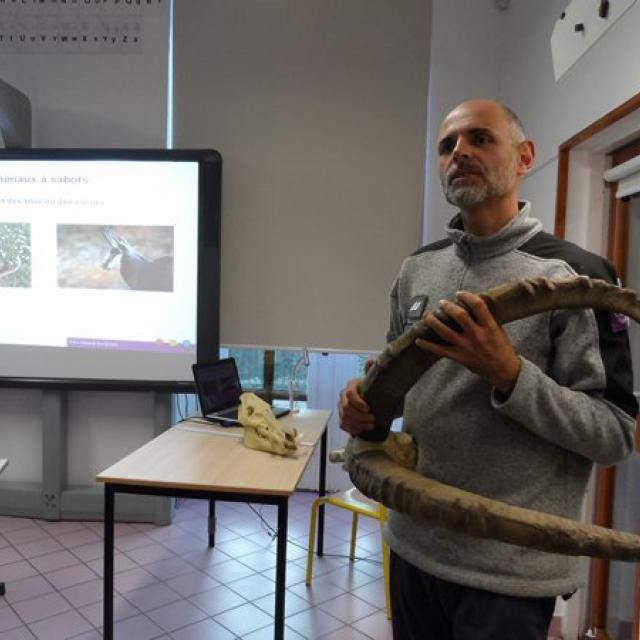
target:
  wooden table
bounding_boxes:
[96,409,330,640]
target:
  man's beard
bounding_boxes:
[441,158,516,208]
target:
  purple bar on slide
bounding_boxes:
[67,337,194,354]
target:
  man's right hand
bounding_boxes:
[339,378,375,436]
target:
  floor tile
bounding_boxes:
[182,546,231,571]
[165,569,218,598]
[70,541,104,563]
[28,609,93,640]
[322,564,378,591]
[350,578,387,609]
[3,526,48,546]
[262,561,308,587]
[289,574,347,606]
[0,605,22,632]
[60,577,104,607]
[122,582,182,612]
[237,549,278,572]
[214,536,265,559]
[70,631,102,640]
[112,612,164,640]
[144,555,195,580]
[87,551,138,577]
[114,566,158,593]
[254,590,310,618]
[319,626,372,639]
[0,625,36,640]
[44,563,98,590]
[146,598,207,632]
[4,575,54,604]
[123,541,176,565]
[242,623,306,640]
[36,520,86,536]
[285,605,345,639]
[0,517,34,534]
[160,533,204,556]
[0,546,22,566]
[203,558,255,583]
[12,591,73,624]
[55,529,101,550]
[29,550,81,574]
[0,494,404,640]
[227,573,275,601]
[351,609,394,640]
[78,594,140,626]
[188,584,246,617]
[318,592,379,624]
[114,531,156,553]
[14,536,64,560]
[170,617,236,640]
[213,602,274,636]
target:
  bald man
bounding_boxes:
[339,100,637,640]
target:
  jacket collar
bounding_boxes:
[446,201,542,262]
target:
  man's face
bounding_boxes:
[437,102,523,209]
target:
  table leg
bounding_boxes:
[208,499,216,547]
[274,497,288,640]
[317,427,328,556]
[103,485,115,640]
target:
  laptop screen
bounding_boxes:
[192,358,242,415]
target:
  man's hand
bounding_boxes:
[416,290,521,396]
[339,377,375,436]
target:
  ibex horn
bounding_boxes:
[346,275,640,561]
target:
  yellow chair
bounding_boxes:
[306,487,391,619]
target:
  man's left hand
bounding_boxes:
[416,290,521,396]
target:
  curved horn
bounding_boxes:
[347,276,640,561]
[358,276,640,442]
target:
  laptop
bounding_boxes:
[192,358,290,424]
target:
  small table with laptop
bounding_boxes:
[192,357,291,424]
[97,359,331,640]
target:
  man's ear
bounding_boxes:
[517,140,536,176]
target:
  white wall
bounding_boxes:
[500,0,640,229]
[0,5,169,486]
[422,0,504,243]
[0,8,168,147]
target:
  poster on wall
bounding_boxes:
[0,0,165,54]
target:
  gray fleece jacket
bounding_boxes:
[385,202,637,598]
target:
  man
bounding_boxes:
[339,99,637,640]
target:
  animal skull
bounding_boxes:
[238,392,300,456]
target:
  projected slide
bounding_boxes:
[0,156,202,381]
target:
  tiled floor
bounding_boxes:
[0,493,392,639]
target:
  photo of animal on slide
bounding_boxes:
[0,222,32,288]
[57,225,174,292]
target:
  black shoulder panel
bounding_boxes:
[519,231,617,281]
[520,231,638,418]
[411,237,452,257]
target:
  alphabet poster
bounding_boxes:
[0,0,165,54]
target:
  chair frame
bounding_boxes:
[306,487,391,619]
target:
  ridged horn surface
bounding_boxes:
[347,276,640,560]
[358,276,640,442]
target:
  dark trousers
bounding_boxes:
[390,551,556,640]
